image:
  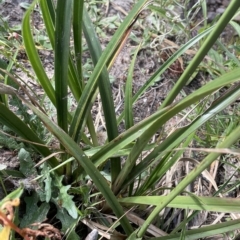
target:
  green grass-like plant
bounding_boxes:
[1,0,240,239]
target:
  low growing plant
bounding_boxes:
[1,0,240,239]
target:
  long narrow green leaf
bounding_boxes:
[76,7,98,146]
[216,39,240,67]
[46,0,56,24]
[0,187,23,206]
[0,59,9,104]
[17,97,133,236]
[135,133,195,195]
[73,0,84,82]
[120,195,240,212]
[68,50,83,100]
[22,0,55,105]
[2,49,19,107]
[39,0,55,48]
[124,45,141,194]
[55,0,72,132]
[82,7,121,182]
[84,142,156,158]
[124,44,141,129]
[0,58,8,102]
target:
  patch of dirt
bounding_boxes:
[0,0,31,26]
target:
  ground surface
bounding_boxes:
[0,0,239,239]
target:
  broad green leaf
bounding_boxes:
[56,208,79,240]
[58,185,77,219]
[20,192,50,228]
[54,175,77,219]
[19,148,37,177]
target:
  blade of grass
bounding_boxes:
[39,0,55,48]
[73,0,84,82]
[116,42,141,194]
[54,0,72,132]
[84,142,156,158]
[72,5,99,147]
[22,0,56,105]
[2,49,18,107]
[135,132,195,196]
[46,0,55,25]
[73,107,170,179]
[54,0,73,178]
[40,0,97,146]
[216,39,240,66]
[82,8,122,181]
[120,195,240,212]
[124,44,141,130]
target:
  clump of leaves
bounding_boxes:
[1,0,240,239]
